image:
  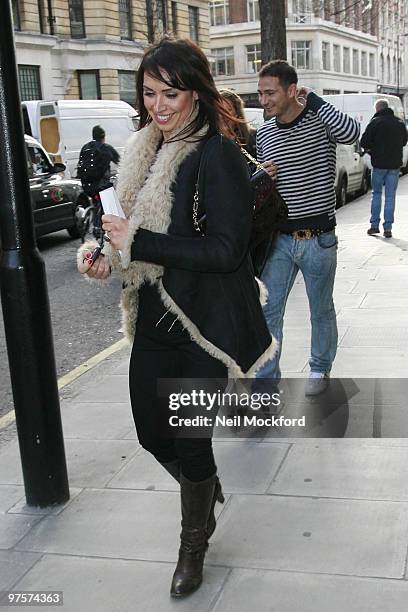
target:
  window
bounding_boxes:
[26,144,52,177]
[333,44,341,72]
[210,47,235,76]
[343,47,350,73]
[12,0,20,30]
[119,0,132,40]
[323,89,340,95]
[292,0,313,23]
[209,0,229,26]
[188,6,199,42]
[78,70,101,99]
[246,44,261,74]
[69,0,86,39]
[118,71,137,107]
[171,1,178,34]
[247,0,259,22]
[18,65,42,100]
[157,0,167,31]
[291,41,312,70]
[361,51,367,76]
[369,53,375,78]
[352,49,359,75]
[322,42,330,70]
[38,0,45,33]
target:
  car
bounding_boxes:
[25,135,86,239]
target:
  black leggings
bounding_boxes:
[129,286,228,482]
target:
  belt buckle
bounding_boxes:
[293,229,312,240]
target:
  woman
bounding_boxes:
[220,88,257,157]
[78,38,276,598]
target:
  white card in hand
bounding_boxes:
[99,186,126,219]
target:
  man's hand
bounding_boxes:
[262,160,279,179]
[102,214,129,251]
[296,86,313,105]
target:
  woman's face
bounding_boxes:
[143,72,197,138]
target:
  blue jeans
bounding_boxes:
[256,231,338,381]
[370,168,399,231]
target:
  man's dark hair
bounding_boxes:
[259,60,298,88]
[92,125,105,141]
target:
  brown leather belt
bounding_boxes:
[281,228,327,240]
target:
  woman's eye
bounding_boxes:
[143,92,154,97]
[166,93,178,99]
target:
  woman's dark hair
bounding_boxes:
[219,89,252,147]
[136,37,236,141]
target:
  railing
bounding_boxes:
[287,12,314,25]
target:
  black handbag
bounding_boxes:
[193,142,288,276]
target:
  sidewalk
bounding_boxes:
[1,179,408,611]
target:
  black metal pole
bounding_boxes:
[0,1,69,506]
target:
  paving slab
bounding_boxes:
[207,495,408,578]
[268,443,408,500]
[11,554,228,612]
[213,569,408,612]
[361,293,408,308]
[339,326,408,348]
[61,402,134,440]
[0,485,24,512]
[0,514,42,550]
[331,348,408,376]
[0,440,139,488]
[73,375,130,403]
[0,550,42,591]
[336,307,408,325]
[15,489,181,562]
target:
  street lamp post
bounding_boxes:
[0,0,69,506]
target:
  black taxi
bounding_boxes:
[25,135,85,239]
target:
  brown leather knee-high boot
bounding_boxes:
[170,473,217,597]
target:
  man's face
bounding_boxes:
[258,76,295,118]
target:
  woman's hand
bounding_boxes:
[102,214,129,251]
[262,160,279,179]
[78,251,111,279]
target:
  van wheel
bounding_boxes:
[336,176,347,208]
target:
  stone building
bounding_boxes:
[209,0,408,109]
[12,0,210,104]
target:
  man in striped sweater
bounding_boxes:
[256,60,360,396]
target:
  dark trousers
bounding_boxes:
[129,286,227,482]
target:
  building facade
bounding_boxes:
[209,0,408,110]
[12,0,210,105]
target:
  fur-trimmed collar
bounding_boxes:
[117,121,206,271]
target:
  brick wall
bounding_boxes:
[99,69,120,99]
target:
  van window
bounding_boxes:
[22,107,32,136]
[59,116,134,154]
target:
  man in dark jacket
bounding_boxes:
[361,100,407,238]
[77,125,120,238]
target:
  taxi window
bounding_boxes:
[27,145,52,176]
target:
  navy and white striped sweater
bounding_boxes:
[256,92,360,231]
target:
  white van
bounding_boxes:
[322,93,408,173]
[244,106,369,207]
[22,99,138,178]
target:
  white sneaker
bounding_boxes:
[305,372,330,397]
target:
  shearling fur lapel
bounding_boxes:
[117,122,204,271]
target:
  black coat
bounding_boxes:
[361,108,407,169]
[130,134,273,375]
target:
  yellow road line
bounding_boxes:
[0,337,128,431]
